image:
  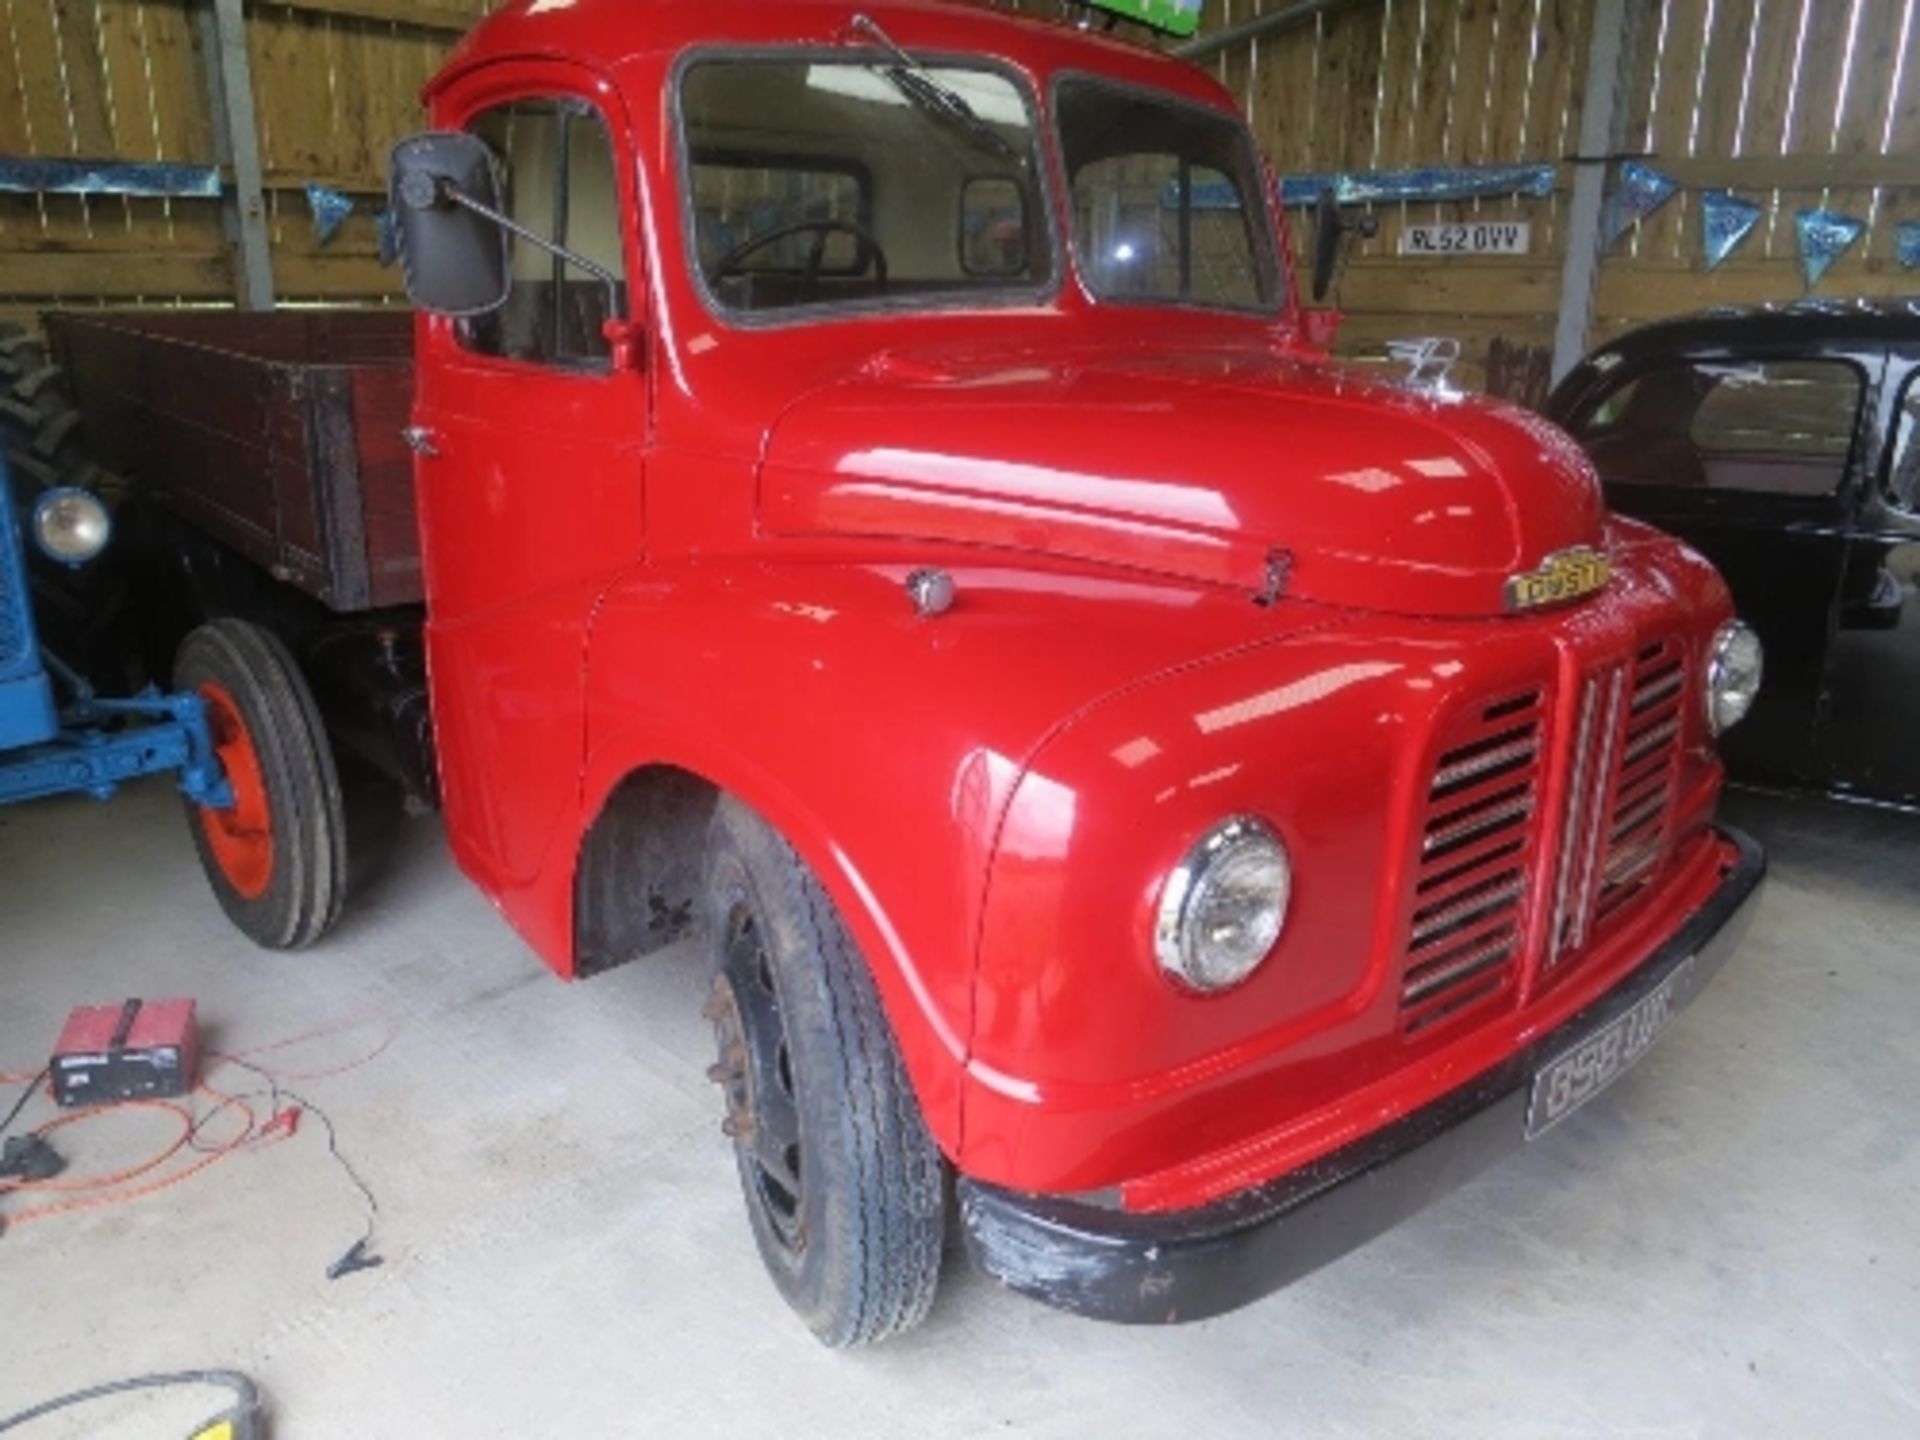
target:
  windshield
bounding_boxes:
[1055,76,1282,313]
[679,57,1051,316]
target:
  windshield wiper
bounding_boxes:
[847,13,1024,167]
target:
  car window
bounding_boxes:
[459,99,628,369]
[678,58,1050,316]
[1572,358,1862,497]
[1890,369,1920,512]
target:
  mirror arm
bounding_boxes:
[440,183,624,331]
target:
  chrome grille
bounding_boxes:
[1594,640,1687,925]
[1547,639,1688,970]
[1401,689,1546,1031]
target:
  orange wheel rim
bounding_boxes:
[197,681,274,900]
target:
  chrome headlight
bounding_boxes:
[32,487,111,565]
[1706,619,1763,734]
[1154,816,1292,993]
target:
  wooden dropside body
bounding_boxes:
[48,309,420,612]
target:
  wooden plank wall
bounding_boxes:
[1198,0,1918,399]
[2,0,1914,384]
[0,0,486,331]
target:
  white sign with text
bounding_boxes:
[1400,221,1532,256]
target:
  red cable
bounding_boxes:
[0,1009,391,1233]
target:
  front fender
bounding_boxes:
[962,530,1736,1195]
[576,555,1309,1154]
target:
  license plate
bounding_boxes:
[1525,961,1690,1139]
[1399,221,1532,256]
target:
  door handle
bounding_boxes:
[402,424,442,458]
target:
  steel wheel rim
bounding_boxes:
[196,681,274,900]
[708,899,807,1254]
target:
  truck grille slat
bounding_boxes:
[1546,638,1688,975]
[1404,928,1517,1006]
[1415,833,1527,901]
[1399,689,1544,1029]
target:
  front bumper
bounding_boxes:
[959,826,1766,1324]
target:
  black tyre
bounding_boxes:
[702,796,945,1347]
[175,619,347,950]
[0,321,146,685]
[0,322,122,503]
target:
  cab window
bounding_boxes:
[678,58,1049,316]
[1056,78,1279,313]
[1573,358,1863,496]
[460,99,628,368]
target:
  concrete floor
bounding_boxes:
[2,780,1916,1439]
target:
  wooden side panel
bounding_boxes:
[148,341,281,563]
[350,363,423,607]
[268,372,331,597]
[47,311,415,611]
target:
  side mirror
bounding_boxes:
[388,131,510,316]
[1309,187,1377,302]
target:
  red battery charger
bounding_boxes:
[50,999,200,1107]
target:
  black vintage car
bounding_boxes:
[1548,299,1920,811]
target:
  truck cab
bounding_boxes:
[380,0,1767,1345]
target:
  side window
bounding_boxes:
[1889,369,1920,513]
[1573,358,1862,497]
[460,99,628,369]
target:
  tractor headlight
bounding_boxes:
[1705,620,1763,734]
[1154,815,1291,993]
[32,487,111,565]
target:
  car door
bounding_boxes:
[1561,348,1873,792]
[410,70,647,913]
[1823,350,1920,807]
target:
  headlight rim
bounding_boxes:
[1153,813,1292,996]
[30,485,112,566]
[1705,618,1763,736]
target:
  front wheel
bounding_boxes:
[702,796,945,1347]
[176,619,347,950]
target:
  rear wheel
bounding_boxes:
[702,796,945,1347]
[175,619,346,950]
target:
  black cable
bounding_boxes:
[0,1369,260,1434]
[0,1068,45,1143]
[211,1054,382,1267]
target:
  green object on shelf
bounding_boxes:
[1084,0,1203,38]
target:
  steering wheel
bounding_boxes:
[708,218,889,301]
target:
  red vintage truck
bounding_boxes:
[40,0,1766,1347]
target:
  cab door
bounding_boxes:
[1564,348,1871,792]
[1824,351,1920,807]
[410,71,646,932]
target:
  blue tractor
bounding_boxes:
[1,444,346,949]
